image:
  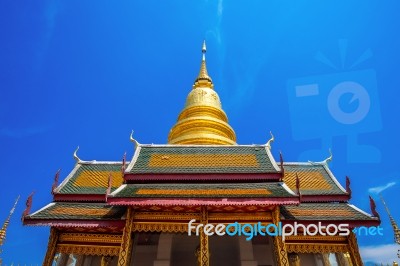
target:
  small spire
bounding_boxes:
[194,40,213,88]
[0,196,19,247]
[202,40,206,61]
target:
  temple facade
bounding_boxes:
[23,42,381,266]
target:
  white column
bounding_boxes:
[153,233,173,266]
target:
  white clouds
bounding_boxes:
[368,182,396,194]
[361,243,399,264]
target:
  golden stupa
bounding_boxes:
[168,41,236,145]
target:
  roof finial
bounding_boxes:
[130,130,140,149]
[73,146,81,163]
[266,131,274,149]
[193,40,213,88]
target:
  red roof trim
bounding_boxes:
[107,197,300,206]
[124,173,282,182]
[53,194,106,202]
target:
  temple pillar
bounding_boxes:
[238,236,257,266]
[199,207,210,266]
[118,207,134,266]
[43,227,59,266]
[271,207,289,266]
[154,233,173,266]
[347,232,363,266]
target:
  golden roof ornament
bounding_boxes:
[0,195,20,261]
[168,41,236,145]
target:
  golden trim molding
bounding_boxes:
[132,222,189,233]
[59,233,122,244]
[286,243,348,254]
[56,244,119,256]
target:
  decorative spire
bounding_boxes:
[168,41,236,145]
[380,194,400,245]
[193,40,213,88]
[0,196,20,249]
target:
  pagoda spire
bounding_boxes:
[193,40,213,89]
[0,196,20,262]
[168,41,236,145]
[380,194,400,245]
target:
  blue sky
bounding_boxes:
[1,0,399,264]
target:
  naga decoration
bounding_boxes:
[51,169,61,195]
[346,176,352,199]
[21,192,34,222]
[266,131,274,149]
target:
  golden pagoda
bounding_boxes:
[22,42,381,266]
[0,196,19,264]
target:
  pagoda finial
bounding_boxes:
[279,151,284,181]
[73,146,81,163]
[266,131,274,149]
[0,196,20,248]
[130,130,140,149]
[193,40,213,88]
[380,194,400,245]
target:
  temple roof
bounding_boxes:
[126,145,280,175]
[55,161,125,195]
[110,182,296,199]
[281,203,380,226]
[283,162,349,201]
[23,202,126,227]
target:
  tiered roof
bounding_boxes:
[23,143,379,230]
